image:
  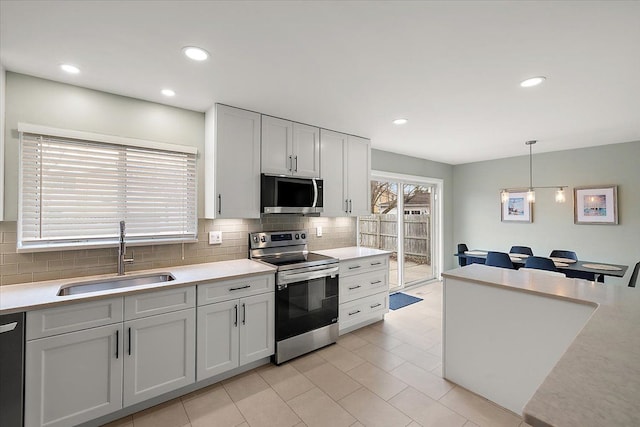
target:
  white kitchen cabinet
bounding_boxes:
[123,308,195,406]
[319,129,371,217]
[196,274,275,381]
[205,104,261,219]
[337,254,390,334]
[25,323,123,427]
[261,115,320,178]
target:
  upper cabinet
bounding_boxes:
[320,130,371,217]
[261,115,320,178]
[205,104,261,219]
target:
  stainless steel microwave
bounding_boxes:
[261,174,323,214]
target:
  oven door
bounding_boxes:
[276,266,338,342]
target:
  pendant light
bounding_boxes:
[500,140,567,203]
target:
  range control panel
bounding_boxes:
[249,230,307,249]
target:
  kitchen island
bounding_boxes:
[442,264,640,427]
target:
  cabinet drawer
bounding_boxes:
[124,286,195,320]
[339,255,389,277]
[340,269,388,303]
[198,274,275,306]
[27,297,124,340]
[339,291,388,331]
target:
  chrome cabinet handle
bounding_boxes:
[289,155,293,172]
[345,199,349,213]
[229,285,251,291]
[294,155,298,172]
[349,199,352,213]
[370,303,382,308]
[234,304,238,327]
[242,303,246,325]
[0,322,17,334]
[348,285,361,290]
[348,310,361,316]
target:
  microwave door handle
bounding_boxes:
[312,179,318,208]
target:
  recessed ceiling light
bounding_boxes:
[182,46,209,61]
[161,89,176,97]
[60,64,80,74]
[520,76,546,88]
[393,118,408,125]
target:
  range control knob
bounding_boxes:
[295,233,300,239]
[252,235,258,243]
[260,236,266,243]
[301,233,306,239]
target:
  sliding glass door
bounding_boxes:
[359,172,441,291]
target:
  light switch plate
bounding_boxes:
[209,231,222,245]
[316,226,322,237]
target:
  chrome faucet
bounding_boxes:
[118,220,134,275]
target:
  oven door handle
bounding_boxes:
[278,265,339,286]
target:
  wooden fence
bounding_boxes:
[359,214,431,264]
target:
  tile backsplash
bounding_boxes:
[0,216,356,286]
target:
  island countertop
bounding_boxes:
[0,259,276,315]
[442,264,640,427]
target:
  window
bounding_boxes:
[18,123,197,252]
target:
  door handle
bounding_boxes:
[349,199,353,213]
[289,155,293,172]
[218,194,222,215]
[242,303,246,325]
[0,322,17,334]
[294,155,298,172]
[128,327,132,356]
[345,199,349,213]
[234,304,238,327]
[115,330,119,359]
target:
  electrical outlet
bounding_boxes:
[316,226,322,237]
[209,231,222,245]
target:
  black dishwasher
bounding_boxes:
[0,312,25,427]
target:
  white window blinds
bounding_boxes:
[18,124,197,252]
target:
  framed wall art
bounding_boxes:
[574,185,618,225]
[501,190,532,223]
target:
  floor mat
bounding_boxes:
[389,292,423,310]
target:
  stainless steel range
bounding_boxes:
[249,230,339,364]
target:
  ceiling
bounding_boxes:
[1,1,639,165]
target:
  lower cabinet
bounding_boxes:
[25,323,123,427]
[197,292,274,380]
[25,287,196,427]
[123,309,195,406]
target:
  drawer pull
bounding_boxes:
[371,262,382,266]
[348,265,362,270]
[348,285,361,290]
[370,280,382,285]
[348,310,361,316]
[229,285,251,292]
[370,303,382,309]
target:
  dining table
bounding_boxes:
[454,250,628,283]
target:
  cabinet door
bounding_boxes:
[319,129,347,216]
[261,115,293,176]
[346,136,371,216]
[123,309,195,406]
[292,123,320,178]
[239,293,275,366]
[25,324,123,427]
[196,300,239,380]
[208,104,261,219]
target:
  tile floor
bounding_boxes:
[103,282,532,427]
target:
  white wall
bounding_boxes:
[3,72,205,220]
[452,141,640,286]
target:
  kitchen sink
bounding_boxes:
[57,273,175,296]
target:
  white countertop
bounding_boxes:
[0,259,276,315]
[442,264,640,427]
[314,246,391,261]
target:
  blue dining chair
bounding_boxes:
[510,246,533,256]
[524,256,558,272]
[457,243,469,266]
[629,261,639,288]
[485,251,515,269]
[549,250,578,260]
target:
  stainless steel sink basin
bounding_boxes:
[57,273,175,296]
